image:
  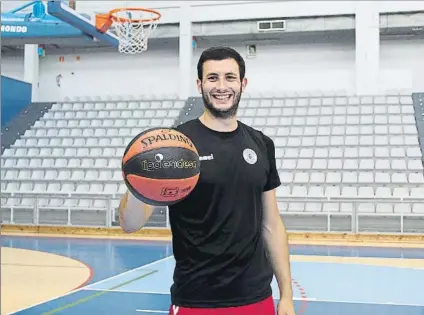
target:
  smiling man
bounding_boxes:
[119,46,295,315]
[167,47,296,315]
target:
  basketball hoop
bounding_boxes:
[95,7,161,54]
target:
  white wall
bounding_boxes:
[1,54,26,82]
[191,40,357,96]
[37,44,180,101]
[34,39,357,101]
[379,38,424,93]
[31,36,423,101]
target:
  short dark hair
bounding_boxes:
[197,46,246,81]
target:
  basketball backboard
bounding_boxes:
[1,0,119,48]
[47,0,119,47]
[1,1,160,52]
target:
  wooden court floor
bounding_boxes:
[1,246,91,315]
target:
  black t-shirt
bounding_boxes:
[168,118,281,308]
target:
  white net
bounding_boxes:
[111,9,160,54]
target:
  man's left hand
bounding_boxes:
[277,296,296,315]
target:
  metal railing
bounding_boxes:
[1,192,424,234]
[1,192,116,227]
[277,196,424,234]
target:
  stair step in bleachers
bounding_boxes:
[412,92,424,167]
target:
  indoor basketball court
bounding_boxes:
[2,1,424,315]
[2,234,424,315]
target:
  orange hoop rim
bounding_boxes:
[108,7,161,24]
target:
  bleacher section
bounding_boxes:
[1,99,185,227]
[237,94,424,233]
[1,94,424,233]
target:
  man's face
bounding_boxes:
[197,58,247,119]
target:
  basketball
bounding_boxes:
[122,128,200,206]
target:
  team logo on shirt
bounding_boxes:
[243,148,257,165]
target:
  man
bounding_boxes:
[119,46,295,315]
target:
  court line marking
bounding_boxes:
[82,268,158,289]
[42,270,159,315]
[83,255,173,289]
[9,251,424,312]
[297,298,424,308]
[78,288,424,308]
[1,262,88,269]
[136,311,167,314]
[292,278,308,314]
[8,255,173,315]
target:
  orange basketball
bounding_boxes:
[122,128,200,206]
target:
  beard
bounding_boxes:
[201,86,242,119]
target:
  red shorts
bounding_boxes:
[168,296,275,315]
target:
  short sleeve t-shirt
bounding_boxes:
[168,118,281,308]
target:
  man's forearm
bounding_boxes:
[119,190,154,233]
[263,220,293,299]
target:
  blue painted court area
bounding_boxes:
[2,235,424,315]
